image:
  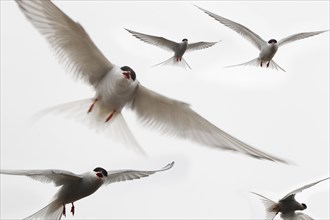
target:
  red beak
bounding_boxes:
[122,71,130,79]
[96,172,103,178]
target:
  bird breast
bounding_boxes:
[278,199,303,214]
[259,43,278,61]
[56,174,104,204]
[175,42,188,57]
[95,67,138,111]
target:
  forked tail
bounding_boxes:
[267,60,286,72]
[32,98,146,155]
[24,200,63,220]
[153,56,192,69]
[251,192,279,220]
[225,58,286,72]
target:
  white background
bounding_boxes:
[1,1,329,219]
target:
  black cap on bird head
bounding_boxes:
[268,39,277,44]
[93,167,108,177]
[182,38,188,42]
[120,66,136,81]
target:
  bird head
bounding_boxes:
[93,167,108,179]
[120,66,136,81]
[268,39,277,44]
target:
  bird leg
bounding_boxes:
[62,204,66,217]
[87,98,98,113]
[260,61,263,67]
[267,61,270,67]
[105,110,116,122]
[70,202,75,216]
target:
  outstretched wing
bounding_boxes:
[104,161,174,185]
[186,41,220,52]
[195,5,265,50]
[0,169,82,186]
[130,84,288,163]
[281,177,329,200]
[278,30,328,47]
[125,28,178,52]
[251,192,279,220]
[15,0,113,86]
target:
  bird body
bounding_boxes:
[278,195,307,214]
[125,28,219,69]
[196,5,328,71]
[259,41,278,64]
[94,66,138,113]
[252,177,329,220]
[1,162,174,219]
[174,39,188,60]
[54,171,104,204]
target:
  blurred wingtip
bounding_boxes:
[163,161,175,170]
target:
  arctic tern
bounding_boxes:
[0,162,174,219]
[16,0,288,163]
[125,28,219,69]
[195,5,328,71]
[252,177,329,220]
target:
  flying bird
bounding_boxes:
[195,5,328,71]
[0,162,174,219]
[125,28,219,69]
[15,0,288,163]
[252,177,329,220]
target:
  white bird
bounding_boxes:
[195,5,328,72]
[125,28,219,69]
[252,177,329,220]
[0,162,174,219]
[16,0,288,163]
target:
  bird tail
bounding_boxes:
[152,56,192,69]
[31,98,146,155]
[251,192,279,220]
[24,200,63,220]
[225,58,286,72]
[225,58,261,69]
[267,60,286,72]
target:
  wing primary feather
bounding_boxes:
[104,162,174,185]
[130,84,289,163]
[15,0,113,86]
[194,5,265,50]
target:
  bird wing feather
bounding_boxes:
[15,0,113,86]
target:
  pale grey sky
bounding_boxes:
[1,1,329,219]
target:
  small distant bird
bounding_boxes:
[15,0,288,163]
[125,28,219,69]
[0,162,174,219]
[195,5,328,71]
[252,177,329,220]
